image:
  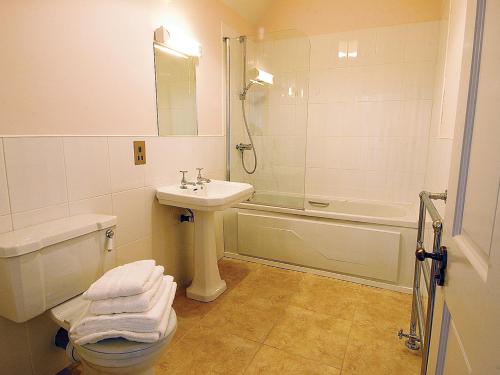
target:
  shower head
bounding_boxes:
[240,68,273,100]
[249,68,274,85]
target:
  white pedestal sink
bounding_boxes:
[156,180,254,302]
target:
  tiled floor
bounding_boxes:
[156,259,421,374]
[63,258,421,374]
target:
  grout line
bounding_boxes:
[60,137,71,211]
[0,138,14,229]
[241,342,263,374]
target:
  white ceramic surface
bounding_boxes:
[156,180,253,301]
[0,214,116,322]
[156,180,254,212]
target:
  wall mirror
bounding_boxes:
[154,43,198,136]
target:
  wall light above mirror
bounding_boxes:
[154,26,200,136]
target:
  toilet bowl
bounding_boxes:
[0,214,177,374]
[51,294,177,375]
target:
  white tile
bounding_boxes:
[108,137,145,192]
[69,194,113,216]
[12,203,69,230]
[306,137,326,168]
[144,137,173,187]
[112,188,146,247]
[64,137,111,201]
[374,25,407,64]
[307,104,327,136]
[116,236,153,266]
[4,137,67,213]
[0,214,12,233]
[397,100,433,138]
[345,29,377,66]
[404,22,440,62]
[0,139,10,215]
[402,62,436,99]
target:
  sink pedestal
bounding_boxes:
[186,210,227,302]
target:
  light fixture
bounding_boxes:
[153,42,188,59]
[154,26,202,57]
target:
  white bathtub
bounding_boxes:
[223,196,419,292]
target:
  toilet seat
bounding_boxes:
[50,294,177,374]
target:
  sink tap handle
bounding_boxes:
[196,168,211,184]
[179,170,188,189]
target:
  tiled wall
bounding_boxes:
[0,136,225,266]
[230,21,441,206]
[0,135,225,375]
[306,21,440,204]
[229,35,310,198]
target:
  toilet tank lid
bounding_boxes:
[0,214,117,258]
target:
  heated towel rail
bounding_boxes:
[398,191,447,375]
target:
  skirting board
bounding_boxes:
[223,251,413,295]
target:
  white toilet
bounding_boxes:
[0,214,177,375]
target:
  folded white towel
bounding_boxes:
[71,276,174,338]
[89,274,173,315]
[83,260,159,300]
[73,282,177,345]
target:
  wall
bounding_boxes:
[305,21,440,204]
[424,0,465,215]
[229,20,442,206]
[0,0,251,374]
[229,34,310,203]
[0,135,226,374]
[0,0,251,136]
[257,0,443,36]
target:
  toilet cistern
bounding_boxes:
[156,179,254,302]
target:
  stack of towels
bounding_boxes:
[70,260,177,346]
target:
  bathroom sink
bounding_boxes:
[156,180,253,303]
[156,180,254,211]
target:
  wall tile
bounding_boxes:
[404,21,440,62]
[12,203,69,230]
[0,139,10,215]
[112,187,146,247]
[69,194,113,216]
[108,137,145,192]
[116,236,153,266]
[4,137,67,213]
[64,137,111,201]
[0,214,12,234]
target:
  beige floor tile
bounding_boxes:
[198,289,285,343]
[290,273,362,320]
[156,325,260,375]
[264,305,352,369]
[354,286,413,332]
[341,321,421,375]
[245,345,340,375]
[218,258,261,288]
[232,265,305,306]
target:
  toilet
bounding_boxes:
[0,214,176,375]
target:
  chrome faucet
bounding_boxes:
[179,170,196,189]
[196,168,211,185]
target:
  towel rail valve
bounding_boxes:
[415,246,448,286]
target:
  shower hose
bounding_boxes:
[240,99,257,174]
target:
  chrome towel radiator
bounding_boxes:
[398,191,447,375]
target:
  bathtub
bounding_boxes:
[223,195,419,292]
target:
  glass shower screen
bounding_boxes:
[226,31,310,210]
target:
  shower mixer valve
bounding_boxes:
[236,143,253,151]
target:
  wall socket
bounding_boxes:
[133,141,146,165]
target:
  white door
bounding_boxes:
[427,0,500,374]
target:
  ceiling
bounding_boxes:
[220,0,273,25]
